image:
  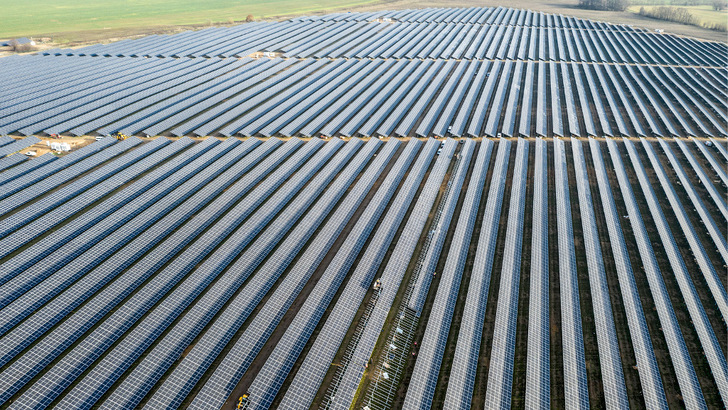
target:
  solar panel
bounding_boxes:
[2,11,720,138]
[550,63,564,137]
[0,140,278,381]
[525,138,549,409]
[655,67,725,136]
[536,61,548,137]
[674,139,728,220]
[0,138,229,283]
[408,139,479,315]
[0,136,16,147]
[582,64,617,136]
[1,8,727,408]
[0,139,187,263]
[274,139,441,409]
[500,61,524,137]
[280,60,381,137]
[519,62,535,137]
[0,137,160,235]
[692,136,728,186]
[0,138,254,405]
[483,61,514,137]
[0,137,115,199]
[449,61,489,137]
[0,153,27,173]
[0,136,39,158]
[0,152,56,187]
[554,137,589,409]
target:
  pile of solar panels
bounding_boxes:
[1,6,726,138]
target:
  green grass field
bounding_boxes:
[0,0,379,40]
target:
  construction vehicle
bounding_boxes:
[237,394,249,409]
[113,132,128,141]
[373,279,381,291]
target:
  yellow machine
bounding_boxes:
[237,394,249,409]
[113,132,128,141]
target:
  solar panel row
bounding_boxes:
[711,137,728,160]
[0,136,16,147]
[0,136,40,157]
[0,138,188,255]
[18,59,726,138]
[2,5,726,140]
[0,139,235,296]
[0,137,115,199]
[408,139,477,315]
[0,137,146,224]
[0,140,276,380]
[525,138,549,409]
[295,6,647,28]
[0,152,55,187]
[0,139,244,320]
[0,153,27,174]
[692,136,728,186]
[554,137,590,409]
[0,137,243,404]
[643,139,728,318]
[674,139,728,220]
[0,138,199,264]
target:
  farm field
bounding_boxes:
[0,0,378,41]
[0,135,725,410]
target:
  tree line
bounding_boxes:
[578,0,629,11]
[638,5,728,31]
